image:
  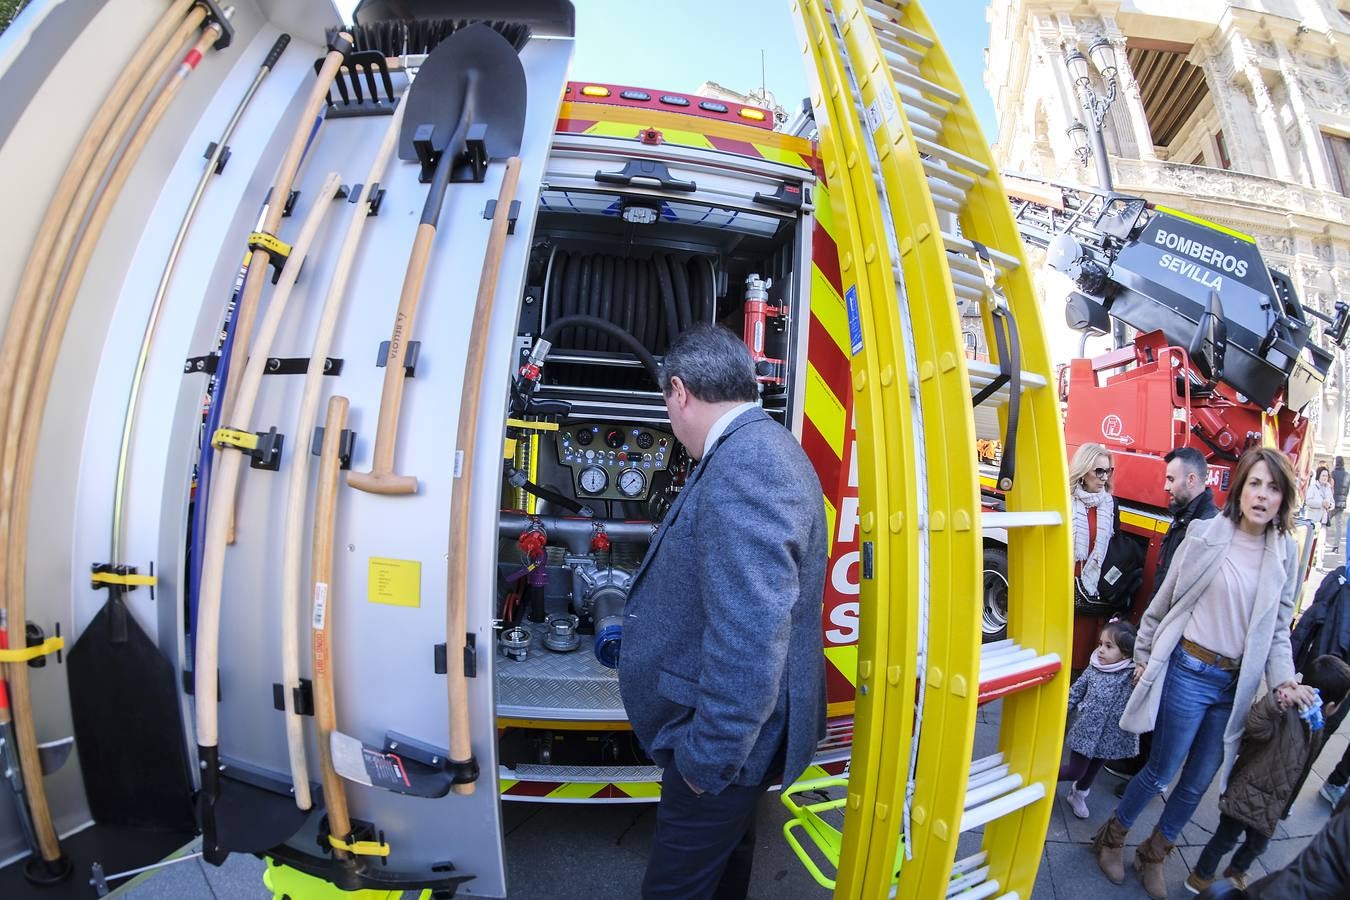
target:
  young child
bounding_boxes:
[1061,619,1140,819]
[1185,654,1350,894]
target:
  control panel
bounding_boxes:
[557,424,675,502]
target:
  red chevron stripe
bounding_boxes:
[813,229,844,296]
[555,117,598,134]
[801,414,842,500]
[808,316,851,401]
[706,134,763,159]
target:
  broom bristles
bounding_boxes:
[327,19,531,57]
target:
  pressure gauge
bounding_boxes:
[579,466,608,494]
[618,468,647,498]
[635,431,655,449]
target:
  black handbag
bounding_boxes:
[1074,504,1144,617]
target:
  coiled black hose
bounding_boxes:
[670,252,692,334]
[696,255,716,323]
[560,252,580,348]
[541,314,661,385]
[632,258,647,351]
[653,254,679,352]
[621,258,637,345]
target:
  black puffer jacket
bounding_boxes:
[1219,692,1323,837]
[1152,487,1218,598]
[1247,804,1350,899]
[1292,567,1350,672]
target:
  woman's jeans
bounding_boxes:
[1116,646,1237,841]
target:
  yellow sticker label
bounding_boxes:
[368,558,421,608]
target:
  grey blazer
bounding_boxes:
[618,407,828,794]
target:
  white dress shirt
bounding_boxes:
[702,402,758,460]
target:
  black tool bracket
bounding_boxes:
[273,679,314,716]
[194,0,235,49]
[183,355,344,376]
[203,141,232,174]
[433,635,477,678]
[249,427,285,471]
[483,199,521,234]
[23,620,62,668]
[349,182,387,217]
[413,122,488,184]
[376,340,419,377]
[317,817,387,866]
[311,426,356,470]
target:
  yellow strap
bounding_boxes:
[0,636,64,663]
[505,418,560,432]
[247,230,293,257]
[503,436,518,458]
[90,571,158,588]
[213,427,258,450]
[326,833,390,857]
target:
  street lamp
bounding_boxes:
[1064,37,1119,190]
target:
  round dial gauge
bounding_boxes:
[604,427,625,449]
[575,428,594,446]
[635,431,655,449]
[618,468,647,498]
[578,465,608,494]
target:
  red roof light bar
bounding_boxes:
[563,81,775,130]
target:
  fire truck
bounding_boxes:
[972,174,1349,665]
[0,0,1073,898]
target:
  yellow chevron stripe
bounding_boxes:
[547,782,605,800]
[825,644,859,687]
[753,143,809,168]
[810,266,851,357]
[804,362,847,459]
[824,494,838,554]
[814,182,838,244]
[582,120,717,151]
[617,781,662,799]
[500,779,518,792]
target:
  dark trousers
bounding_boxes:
[1058,750,1105,791]
[642,762,769,899]
[1320,698,1350,788]
[1196,812,1271,877]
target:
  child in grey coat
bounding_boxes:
[1061,620,1140,819]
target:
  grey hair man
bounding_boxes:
[619,323,828,899]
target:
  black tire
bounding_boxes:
[982,544,1009,642]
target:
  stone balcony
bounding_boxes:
[1109,156,1350,228]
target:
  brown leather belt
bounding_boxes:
[1181,638,1241,672]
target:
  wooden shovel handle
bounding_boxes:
[445,158,523,795]
[218,34,352,427]
[312,396,351,851]
[346,223,438,495]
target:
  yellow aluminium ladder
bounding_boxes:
[786,0,1073,897]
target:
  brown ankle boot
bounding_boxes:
[1133,827,1175,899]
[1089,814,1130,884]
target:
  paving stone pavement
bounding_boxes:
[111,698,1346,898]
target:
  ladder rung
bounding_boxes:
[980,643,1032,666]
[952,852,989,877]
[862,0,910,20]
[952,278,982,303]
[967,764,1011,792]
[878,32,927,66]
[922,159,975,193]
[947,867,992,896]
[961,783,1046,832]
[944,234,1021,271]
[968,360,1049,401]
[898,83,950,119]
[947,263,985,293]
[914,136,990,177]
[964,773,1023,809]
[890,63,961,105]
[908,116,940,143]
[980,654,1063,705]
[969,752,1004,776]
[981,511,1062,528]
[980,638,1016,655]
[994,893,1021,900]
[906,103,945,135]
[951,881,1001,900]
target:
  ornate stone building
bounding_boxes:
[986,0,1350,459]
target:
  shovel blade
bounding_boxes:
[200,755,317,862]
[398,23,527,163]
[36,737,73,775]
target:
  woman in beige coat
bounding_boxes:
[1090,447,1317,899]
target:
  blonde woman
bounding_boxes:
[1070,442,1116,600]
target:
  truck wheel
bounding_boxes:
[982,545,1009,642]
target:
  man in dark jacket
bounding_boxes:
[619,324,828,899]
[1185,655,1350,894]
[1110,447,1219,787]
[1240,804,1350,898]
[1295,566,1350,809]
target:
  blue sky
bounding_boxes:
[570,0,998,139]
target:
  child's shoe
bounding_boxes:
[1064,787,1090,819]
[1320,781,1347,806]
[1184,872,1214,895]
[1222,868,1248,890]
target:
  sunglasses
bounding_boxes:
[1092,466,1115,478]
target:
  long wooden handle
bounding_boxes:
[1,15,214,867]
[312,395,351,852]
[346,223,438,495]
[194,173,343,748]
[217,34,352,428]
[278,101,406,810]
[445,158,523,795]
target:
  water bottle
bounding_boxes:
[1299,689,1325,732]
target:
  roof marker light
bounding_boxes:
[699,100,729,113]
[581,85,610,97]
[738,107,767,121]
[660,95,690,106]
[620,90,651,101]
